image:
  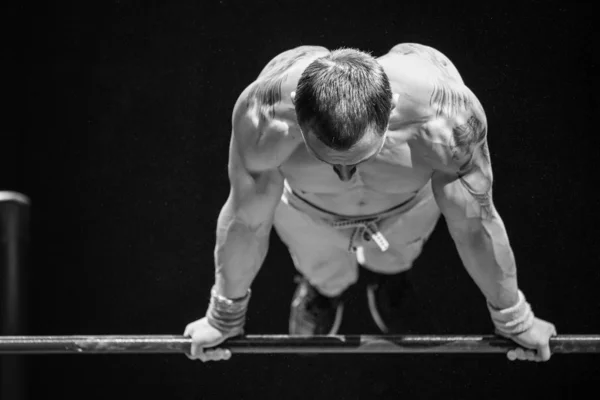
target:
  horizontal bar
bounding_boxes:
[0,335,598,354]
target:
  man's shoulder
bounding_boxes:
[233,46,329,126]
[249,46,330,118]
[379,44,488,170]
[257,45,330,80]
[378,43,464,84]
[230,81,302,172]
[229,47,327,170]
[379,43,467,109]
[379,43,485,126]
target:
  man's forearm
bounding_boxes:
[213,199,271,299]
[447,214,519,309]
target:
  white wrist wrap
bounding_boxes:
[487,290,535,336]
[205,286,251,336]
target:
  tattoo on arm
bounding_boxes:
[458,163,494,220]
[430,82,473,120]
[247,47,328,119]
[453,115,492,220]
[452,115,487,162]
[247,73,286,120]
[465,182,493,219]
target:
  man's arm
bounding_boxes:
[417,76,556,361]
[425,88,519,309]
[431,140,521,309]
[184,85,295,362]
[214,87,292,299]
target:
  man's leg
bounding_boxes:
[359,185,441,333]
[273,200,358,335]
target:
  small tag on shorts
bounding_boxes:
[370,231,389,252]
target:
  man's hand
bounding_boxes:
[499,317,557,362]
[183,317,236,362]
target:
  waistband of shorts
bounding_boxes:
[281,179,432,226]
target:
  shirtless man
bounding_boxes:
[184,44,557,362]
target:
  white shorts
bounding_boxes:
[273,180,441,296]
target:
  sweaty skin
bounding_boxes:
[187,43,556,363]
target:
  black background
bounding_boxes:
[2,1,599,399]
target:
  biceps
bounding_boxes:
[432,167,494,222]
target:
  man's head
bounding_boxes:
[292,48,395,181]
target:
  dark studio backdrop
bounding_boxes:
[2,1,599,399]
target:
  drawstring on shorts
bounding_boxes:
[329,218,390,253]
[282,179,425,255]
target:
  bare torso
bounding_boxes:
[280,129,433,215]
[242,44,464,216]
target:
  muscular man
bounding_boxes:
[184,44,557,362]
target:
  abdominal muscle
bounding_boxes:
[278,135,434,216]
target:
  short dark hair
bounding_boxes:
[294,48,393,151]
